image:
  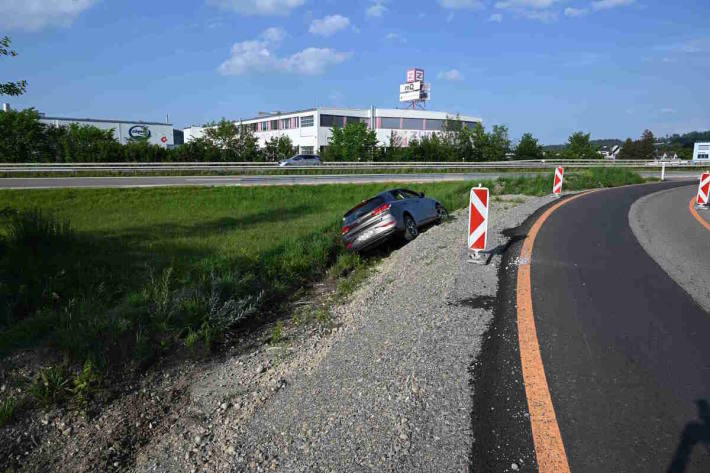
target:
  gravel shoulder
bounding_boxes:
[2,194,555,473]
[629,184,710,314]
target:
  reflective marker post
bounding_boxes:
[468,184,489,264]
[553,166,564,198]
[696,172,710,209]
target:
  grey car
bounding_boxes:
[341,188,448,252]
[278,154,322,166]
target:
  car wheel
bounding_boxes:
[403,215,418,241]
[436,205,449,224]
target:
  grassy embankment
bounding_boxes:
[0,168,643,418]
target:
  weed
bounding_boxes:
[72,359,100,409]
[0,396,15,427]
[270,320,285,345]
[30,366,70,407]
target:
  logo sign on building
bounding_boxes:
[553,166,564,197]
[400,81,422,93]
[128,125,151,140]
[406,68,424,83]
[696,172,710,206]
[468,186,489,252]
[399,91,423,102]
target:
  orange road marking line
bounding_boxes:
[688,197,710,233]
[517,191,598,473]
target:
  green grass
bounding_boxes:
[0,396,15,427]
[0,168,646,378]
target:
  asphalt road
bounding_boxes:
[0,171,697,189]
[473,181,710,472]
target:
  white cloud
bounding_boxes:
[385,32,407,43]
[207,0,305,15]
[495,0,560,21]
[488,13,503,22]
[219,27,349,75]
[591,0,634,11]
[309,14,350,36]
[367,0,387,17]
[0,0,96,31]
[564,7,588,17]
[439,0,485,10]
[660,108,675,114]
[438,69,464,81]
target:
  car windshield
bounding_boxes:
[343,196,386,224]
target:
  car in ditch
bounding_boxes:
[341,188,449,252]
[278,154,322,166]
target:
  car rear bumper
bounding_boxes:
[344,218,398,251]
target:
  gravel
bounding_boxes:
[202,194,552,473]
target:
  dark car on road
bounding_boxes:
[341,188,448,251]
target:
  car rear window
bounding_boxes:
[343,196,386,224]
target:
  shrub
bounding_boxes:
[0,396,15,427]
[31,366,70,407]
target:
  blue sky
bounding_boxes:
[2,0,708,144]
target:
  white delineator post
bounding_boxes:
[661,162,666,182]
[553,166,564,198]
[468,185,489,263]
[696,172,710,208]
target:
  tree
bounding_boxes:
[564,131,599,159]
[638,129,655,160]
[618,138,638,160]
[514,132,544,160]
[203,118,260,161]
[324,122,378,161]
[487,124,511,161]
[263,135,294,162]
[0,108,47,162]
[1,35,27,96]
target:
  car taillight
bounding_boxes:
[346,242,353,250]
[371,203,391,217]
[341,226,351,235]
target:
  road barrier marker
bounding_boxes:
[552,166,564,198]
[695,172,710,208]
[468,184,489,264]
[517,190,598,473]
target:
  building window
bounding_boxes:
[699,154,709,160]
[426,119,443,131]
[402,118,424,130]
[380,117,401,129]
[320,114,345,128]
[347,116,361,124]
[465,121,480,129]
[270,120,279,130]
[300,146,314,154]
[281,118,291,129]
[300,115,314,127]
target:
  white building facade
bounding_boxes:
[693,142,710,162]
[39,116,174,147]
[185,107,482,155]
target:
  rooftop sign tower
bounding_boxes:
[399,68,430,109]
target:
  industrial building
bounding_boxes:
[693,142,710,162]
[183,107,482,155]
[38,114,174,147]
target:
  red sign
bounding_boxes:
[553,166,564,196]
[161,136,168,143]
[468,187,489,251]
[697,172,710,206]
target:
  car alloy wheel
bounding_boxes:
[436,205,449,223]
[404,215,418,241]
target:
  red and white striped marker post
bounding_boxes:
[696,172,710,208]
[468,185,489,264]
[552,166,564,198]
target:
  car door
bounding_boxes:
[402,189,436,223]
[393,189,422,223]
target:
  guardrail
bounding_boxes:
[0,160,705,173]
